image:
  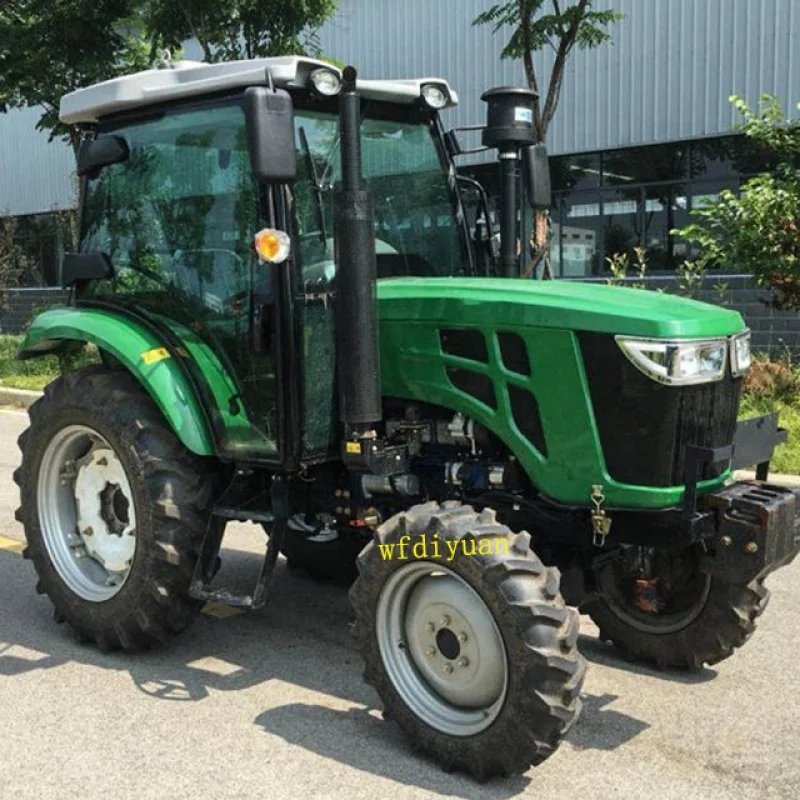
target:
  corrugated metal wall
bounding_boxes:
[1,0,798,216]
[319,0,800,155]
[0,107,76,216]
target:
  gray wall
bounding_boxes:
[577,274,800,357]
[318,0,800,155]
[1,288,70,334]
[0,107,76,216]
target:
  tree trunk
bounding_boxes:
[524,210,552,278]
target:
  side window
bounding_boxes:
[82,104,259,320]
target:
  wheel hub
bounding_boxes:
[74,448,136,574]
[37,426,139,602]
[404,574,504,708]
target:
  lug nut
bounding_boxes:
[458,632,468,643]
[443,664,453,675]
[82,527,94,537]
[720,535,732,547]
[745,541,759,554]
[440,615,451,627]
[426,622,435,633]
[425,647,436,657]
[458,657,470,668]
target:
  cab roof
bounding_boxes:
[59,56,459,125]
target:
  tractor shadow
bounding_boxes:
[0,547,657,794]
[254,702,530,798]
[577,633,718,685]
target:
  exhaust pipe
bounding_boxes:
[334,66,382,436]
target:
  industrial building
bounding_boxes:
[1,0,799,341]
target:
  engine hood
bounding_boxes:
[376,277,745,339]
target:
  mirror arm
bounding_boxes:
[456,174,499,274]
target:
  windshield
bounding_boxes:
[291,103,468,282]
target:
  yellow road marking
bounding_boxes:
[202,602,247,619]
[1,534,244,617]
[0,534,24,556]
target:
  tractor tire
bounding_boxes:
[349,500,586,780]
[15,366,216,651]
[586,576,770,669]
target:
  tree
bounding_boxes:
[0,1,155,156]
[0,217,33,312]
[675,95,800,311]
[474,1,623,276]
[145,0,338,63]
[0,1,339,157]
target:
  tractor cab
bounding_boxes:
[56,58,486,465]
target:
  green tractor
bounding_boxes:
[14,57,800,779]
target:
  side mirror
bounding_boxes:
[522,144,551,210]
[62,252,115,287]
[243,86,297,184]
[77,135,129,179]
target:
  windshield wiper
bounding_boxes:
[298,125,327,245]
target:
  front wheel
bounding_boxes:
[349,501,586,780]
[586,545,770,669]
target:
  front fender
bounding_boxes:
[18,307,215,456]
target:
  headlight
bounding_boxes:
[616,336,727,386]
[310,68,342,96]
[421,84,449,109]
[731,331,751,377]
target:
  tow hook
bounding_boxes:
[591,485,613,547]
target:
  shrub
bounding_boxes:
[674,95,800,310]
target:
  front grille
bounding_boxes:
[578,332,742,487]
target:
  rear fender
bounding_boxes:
[17,307,215,456]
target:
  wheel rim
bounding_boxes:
[603,551,712,635]
[376,561,508,737]
[37,425,137,602]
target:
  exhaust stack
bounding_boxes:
[334,66,382,437]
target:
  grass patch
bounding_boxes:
[739,394,800,476]
[0,334,97,392]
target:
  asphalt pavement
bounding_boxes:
[1,407,799,800]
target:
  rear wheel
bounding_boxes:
[587,545,770,668]
[350,501,586,779]
[15,367,217,651]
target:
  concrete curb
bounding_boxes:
[734,470,800,486]
[0,387,41,409]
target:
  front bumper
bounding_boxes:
[594,413,800,582]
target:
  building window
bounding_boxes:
[550,133,776,277]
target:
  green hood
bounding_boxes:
[377,277,745,339]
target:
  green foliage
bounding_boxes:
[0,1,338,151]
[475,0,621,57]
[605,246,648,290]
[473,1,623,140]
[0,335,99,390]
[0,217,32,312]
[740,353,800,475]
[0,1,156,152]
[674,94,800,311]
[145,0,338,63]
